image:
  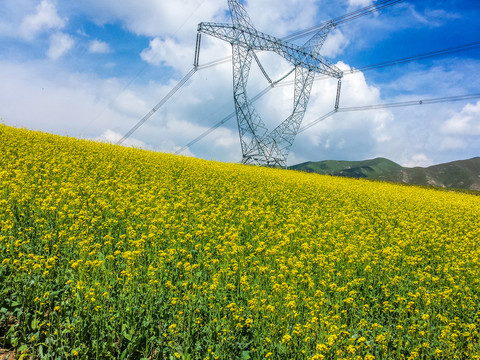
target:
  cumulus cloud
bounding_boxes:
[20,0,65,40]
[437,101,480,151]
[245,0,318,37]
[141,37,192,68]
[440,137,467,150]
[140,33,232,72]
[441,101,480,136]
[47,32,74,59]
[212,129,238,148]
[112,90,149,118]
[322,29,350,58]
[76,0,227,39]
[402,153,433,168]
[0,60,123,137]
[89,40,110,54]
[75,0,321,46]
[94,129,146,148]
[347,0,373,9]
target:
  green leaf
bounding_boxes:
[120,348,129,360]
[123,331,132,341]
[241,351,251,360]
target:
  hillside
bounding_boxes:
[291,157,480,191]
[1,124,480,359]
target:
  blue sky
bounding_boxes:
[0,0,479,167]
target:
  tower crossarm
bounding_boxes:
[198,22,343,79]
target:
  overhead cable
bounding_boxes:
[297,93,480,133]
[272,40,480,88]
[338,93,480,112]
[178,43,480,151]
[195,0,405,71]
[119,0,475,148]
[175,66,299,154]
[285,0,405,42]
[116,68,197,145]
[118,0,405,144]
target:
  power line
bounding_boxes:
[84,1,207,137]
[351,41,480,73]
[197,10,480,80]
[179,90,480,153]
[273,40,480,88]
[285,0,405,42]
[117,0,405,144]
[297,110,337,133]
[338,93,480,111]
[174,66,300,154]
[174,88,268,155]
[195,0,405,71]
[297,93,480,133]
[177,41,480,152]
[118,0,478,148]
[116,68,197,145]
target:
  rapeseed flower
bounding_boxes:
[0,124,479,359]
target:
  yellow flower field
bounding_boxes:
[0,124,479,359]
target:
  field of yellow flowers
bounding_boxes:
[0,124,479,360]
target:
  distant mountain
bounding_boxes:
[290,157,480,191]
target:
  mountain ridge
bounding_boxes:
[290,157,480,191]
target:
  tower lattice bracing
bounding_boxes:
[197,0,343,167]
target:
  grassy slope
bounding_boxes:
[290,158,402,178]
[389,157,480,190]
[291,157,480,191]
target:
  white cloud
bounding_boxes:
[20,0,66,40]
[322,29,349,58]
[0,60,125,138]
[47,32,74,59]
[347,0,373,9]
[402,153,433,168]
[140,33,232,72]
[440,136,467,150]
[112,90,149,118]
[89,40,110,54]
[0,58,235,163]
[441,101,480,136]
[213,130,238,148]
[74,0,321,44]
[94,129,146,148]
[245,0,318,37]
[141,37,191,68]
[77,0,227,39]
[437,101,480,151]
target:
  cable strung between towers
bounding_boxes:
[196,0,343,168]
[117,0,404,147]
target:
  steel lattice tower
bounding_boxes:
[195,0,343,168]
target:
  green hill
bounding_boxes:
[290,157,480,191]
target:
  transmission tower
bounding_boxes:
[195,0,343,168]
